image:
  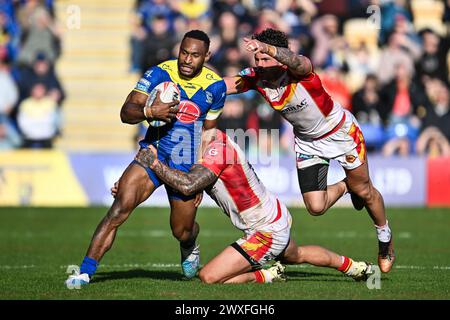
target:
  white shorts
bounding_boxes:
[294,110,367,170]
[232,201,292,269]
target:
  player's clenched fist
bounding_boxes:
[243,37,270,54]
[145,90,179,123]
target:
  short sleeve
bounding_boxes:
[199,140,234,176]
[133,66,165,96]
[236,67,259,93]
[206,80,227,120]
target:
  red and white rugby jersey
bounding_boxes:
[238,67,345,140]
[200,131,289,233]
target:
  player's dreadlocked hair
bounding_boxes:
[183,30,211,50]
[252,28,289,48]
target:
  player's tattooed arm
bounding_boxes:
[154,164,217,196]
[270,47,313,77]
[243,37,312,77]
[134,147,218,196]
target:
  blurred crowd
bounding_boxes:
[132,0,450,158]
[0,0,64,150]
[1,0,449,158]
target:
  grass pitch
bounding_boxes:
[0,206,449,300]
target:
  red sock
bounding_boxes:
[254,270,265,283]
[338,256,351,272]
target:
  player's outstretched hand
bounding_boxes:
[149,91,179,122]
[243,37,269,54]
[134,145,158,169]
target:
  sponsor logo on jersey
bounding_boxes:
[176,100,201,124]
[205,91,213,104]
[206,73,218,81]
[136,78,151,92]
[282,98,309,114]
[208,147,218,156]
[185,82,197,90]
[161,63,172,72]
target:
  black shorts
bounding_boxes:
[230,238,291,271]
[297,163,329,193]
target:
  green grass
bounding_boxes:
[0,206,449,300]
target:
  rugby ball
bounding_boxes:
[146,81,180,127]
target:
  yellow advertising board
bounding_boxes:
[0,150,88,206]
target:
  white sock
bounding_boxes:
[375,220,391,242]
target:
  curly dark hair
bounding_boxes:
[252,28,289,48]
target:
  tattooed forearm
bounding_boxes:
[134,147,158,168]
[269,46,312,76]
[152,163,218,196]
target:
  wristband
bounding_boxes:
[267,45,277,57]
[143,106,153,119]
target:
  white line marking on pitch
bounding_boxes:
[1,264,450,271]
[0,230,414,239]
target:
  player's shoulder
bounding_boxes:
[198,66,225,91]
[140,62,170,80]
[156,59,178,76]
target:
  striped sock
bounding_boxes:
[254,269,274,283]
[338,256,354,275]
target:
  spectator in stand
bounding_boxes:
[351,74,384,151]
[17,82,60,148]
[345,43,380,91]
[140,14,176,74]
[0,9,20,61]
[275,0,318,37]
[415,28,450,85]
[17,52,65,105]
[17,4,61,67]
[209,11,240,70]
[254,8,290,35]
[380,63,427,156]
[172,0,212,33]
[377,0,413,46]
[393,13,421,45]
[416,78,450,157]
[377,31,421,85]
[310,14,347,70]
[320,66,352,111]
[212,0,254,34]
[130,0,176,72]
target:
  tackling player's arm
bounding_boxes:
[134,147,218,196]
[120,90,179,124]
[224,76,248,95]
[243,37,313,78]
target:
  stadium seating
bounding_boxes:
[54,0,138,151]
[343,18,379,51]
[411,0,446,35]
